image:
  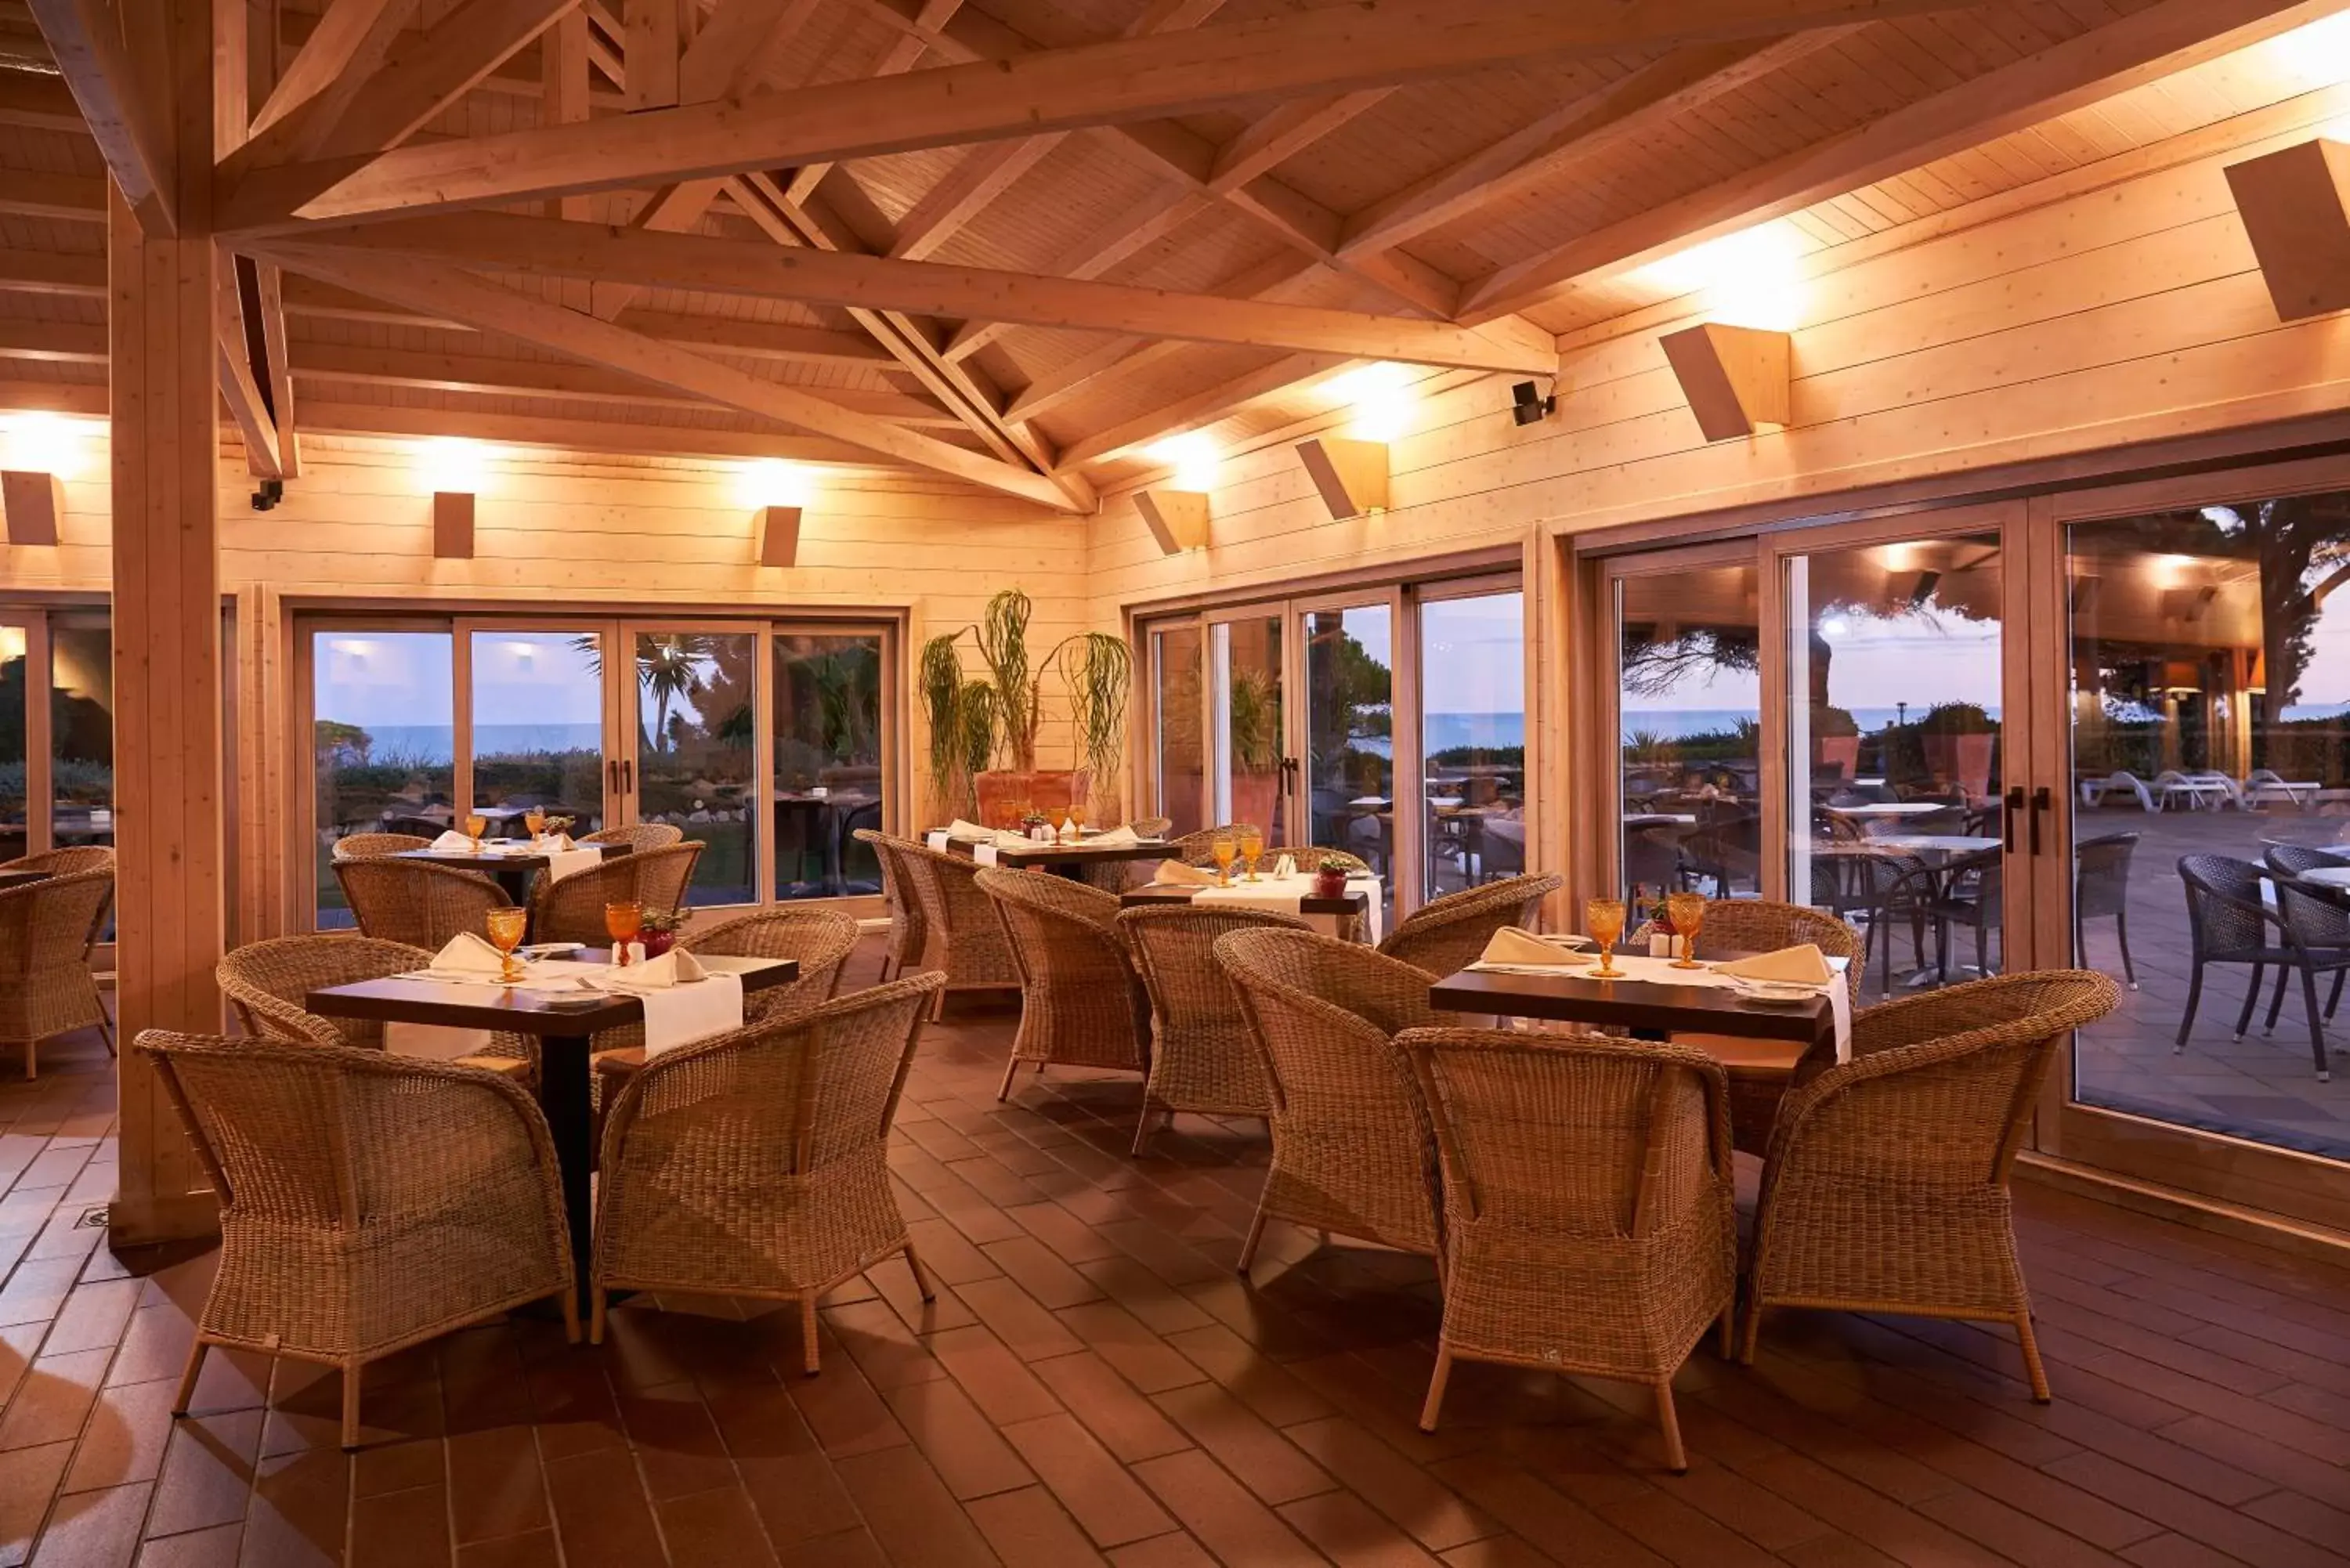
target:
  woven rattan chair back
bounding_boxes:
[855,829,930,981]
[0,866,117,1075]
[592,971,947,1367]
[1116,904,1310,1152]
[1746,970,2120,1400]
[894,837,1019,1013]
[1255,846,1368,873]
[1631,899,1863,1004]
[331,833,432,860]
[1130,816,1173,840]
[139,1030,575,1447]
[217,936,432,1050]
[1,845,114,877]
[687,906,859,1022]
[1398,1028,1736,1465]
[1212,926,1445,1267]
[975,867,1150,1098]
[1378,873,1564,977]
[530,844,704,947]
[581,823,684,851]
[334,858,511,950]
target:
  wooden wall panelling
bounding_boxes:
[106,0,225,1246]
[2223,138,2350,321]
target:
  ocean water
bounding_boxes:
[329,723,602,763]
[1622,706,2003,741]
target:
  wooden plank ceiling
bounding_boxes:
[0,0,2339,509]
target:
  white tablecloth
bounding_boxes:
[383,955,751,1061]
[1190,873,1385,944]
[1584,952,1852,1060]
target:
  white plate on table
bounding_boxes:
[1723,979,1820,1004]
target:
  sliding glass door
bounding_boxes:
[1141,573,1515,917]
[303,613,895,926]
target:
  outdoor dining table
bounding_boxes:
[1867,833,2002,858]
[306,949,799,1306]
[1827,801,1957,820]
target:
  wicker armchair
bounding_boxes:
[1130,816,1173,840]
[1379,873,1563,977]
[530,843,703,947]
[591,972,947,1368]
[1399,1028,1736,1470]
[894,837,1019,1017]
[581,823,684,851]
[1212,927,1444,1272]
[1744,970,2120,1402]
[591,906,862,1095]
[1117,904,1310,1154]
[0,867,116,1078]
[331,833,432,860]
[975,868,1152,1100]
[335,858,511,950]
[855,829,929,982]
[218,936,432,1049]
[0,845,115,878]
[142,1032,575,1449]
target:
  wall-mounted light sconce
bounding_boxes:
[433,490,475,558]
[1509,380,1556,426]
[1296,435,1389,521]
[2,469,62,545]
[758,504,802,567]
[1134,489,1209,555]
[1659,323,1790,442]
[2225,139,2350,320]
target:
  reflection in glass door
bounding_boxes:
[1786,532,2006,1007]
[1,618,27,863]
[312,630,457,927]
[1305,603,1393,919]
[1615,558,1761,905]
[2066,490,2350,1165]
[631,630,757,905]
[469,630,609,834]
[49,616,113,851]
[774,630,887,899]
[1209,613,1287,844]
[1421,590,1524,903]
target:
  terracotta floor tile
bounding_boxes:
[877,1377,1032,1500]
[348,1485,450,1568]
[131,1524,242,1568]
[830,1444,997,1568]
[1277,1488,1447,1568]
[1032,1352,1194,1464]
[62,1380,177,1496]
[965,1484,1111,1568]
[1001,1413,1175,1549]
[2,1350,110,1452]
[655,1486,779,1566]
[1130,1449,1325,1568]
[0,1441,75,1566]
[924,1327,1062,1426]
[143,1411,262,1543]
[28,1479,149,1568]
[612,1382,734,1500]
[540,1447,665,1568]
[449,1532,559,1568]
[441,1429,545,1546]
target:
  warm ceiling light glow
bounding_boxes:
[1146,432,1220,492]
[0,627,24,662]
[734,458,813,510]
[1635,222,1809,332]
[2269,11,2350,89]
[0,413,91,482]
[423,436,492,493]
[1324,361,1416,442]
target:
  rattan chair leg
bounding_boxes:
[930,987,946,1023]
[560,1289,581,1346]
[20,1041,33,1080]
[96,1010,115,1055]
[2013,1311,2052,1404]
[1130,1104,1164,1157]
[1654,1381,1688,1473]
[996,1053,1021,1101]
[173,1339,208,1415]
[903,1243,936,1303]
[341,1366,363,1451]
[1716,1304,1735,1360]
[1417,1346,1454,1433]
[1236,1205,1268,1274]
[1737,1299,1764,1365]
[589,1287,608,1346]
[799,1294,821,1375]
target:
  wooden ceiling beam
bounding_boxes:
[1459,0,2336,319]
[784,0,964,205]
[251,259,301,477]
[0,71,85,132]
[26,0,175,232]
[221,0,1966,228]
[275,0,580,165]
[262,211,1560,374]
[1209,90,1391,193]
[0,317,104,361]
[943,189,1210,363]
[621,0,677,110]
[0,248,107,298]
[248,0,408,139]
[296,398,880,466]
[1337,31,1847,261]
[215,264,285,478]
[255,242,1086,509]
[0,169,103,222]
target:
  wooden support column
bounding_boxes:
[108,0,224,1245]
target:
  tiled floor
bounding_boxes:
[5,941,2350,1567]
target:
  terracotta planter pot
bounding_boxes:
[1229,770,1282,836]
[973,768,1092,830]
[1814,735,1859,781]
[1922,733,1995,800]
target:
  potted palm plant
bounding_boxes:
[921,589,1134,828]
[1227,665,1282,832]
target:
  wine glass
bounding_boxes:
[1210,833,1238,887]
[1666,891,1708,970]
[1238,825,1265,882]
[486,907,529,984]
[604,900,642,965]
[524,808,547,840]
[464,812,488,851]
[1585,897,1626,978]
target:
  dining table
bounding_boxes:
[392,840,630,910]
[306,948,799,1306]
[1123,873,1384,941]
[1828,801,1960,821]
[929,831,1173,879]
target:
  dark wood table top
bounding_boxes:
[390,842,625,875]
[306,950,797,1036]
[931,834,1173,867]
[1429,963,1836,1049]
[0,869,51,891]
[1120,883,1372,916]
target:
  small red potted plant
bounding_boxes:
[1311,854,1350,901]
[638,907,687,959]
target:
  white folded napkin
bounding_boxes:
[540,846,602,882]
[531,833,577,852]
[994,830,1035,851]
[428,829,477,853]
[1716,944,1834,985]
[1272,853,1296,879]
[1152,859,1219,887]
[424,931,508,977]
[1090,825,1141,847]
[602,948,744,1057]
[1473,927,1592,970]
[947,818,993,842]
[1060,817,1079,840]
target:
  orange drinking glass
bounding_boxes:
[524,808,547,839]
[486,907,529,983]
[1238,826,1265,881]
[464,812,488,851]
[1666,891,1708,970]
[1210,833,1238,887]
[604,900,642,963]
[1585,897,1626,979]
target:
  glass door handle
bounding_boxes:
[2002,786,2024,853]
[2030,785,2052,856]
